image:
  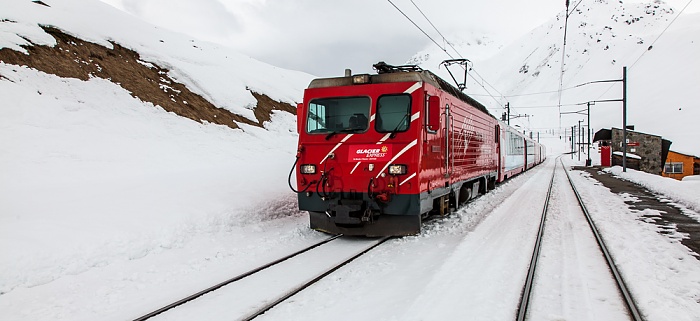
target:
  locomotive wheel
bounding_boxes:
[459,186,472,205]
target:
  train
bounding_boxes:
[289,62,545,236]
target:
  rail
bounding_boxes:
[516,157,643,321]
[132,235,342,321]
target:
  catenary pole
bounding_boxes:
[622,66,628,172]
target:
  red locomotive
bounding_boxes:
[290,62,544,236]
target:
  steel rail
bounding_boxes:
[515,158,558,321]
[562,160,644,321]
[240,236,393,321]
[132,234,343,321]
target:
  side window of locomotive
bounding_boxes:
[307,97,370,133]
[375,94,411,133]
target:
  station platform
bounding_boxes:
[575,166,700,259]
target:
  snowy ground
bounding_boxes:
[3,0,700,320]
[2,89,700,320]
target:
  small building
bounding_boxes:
[662,150,700,180]
[593,127,672,175]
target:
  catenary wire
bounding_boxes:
[387,0,508,111]
[594,0,694,100]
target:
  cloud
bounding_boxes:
[111,0,244,43]
[97,0,700,77]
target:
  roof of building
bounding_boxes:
[613,151,642,159]
[669,150,700,158]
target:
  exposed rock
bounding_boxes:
[0,26,295,130]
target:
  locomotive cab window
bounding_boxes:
[306,97,370,134]
[375,94,411,133]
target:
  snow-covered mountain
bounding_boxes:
[411,0,700,156]
[0,0,313,301]
[1,0,313,123]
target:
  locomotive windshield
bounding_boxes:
[306,97,370,134]
[376,94,411,133]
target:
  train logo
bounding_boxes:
[349,144,393,162]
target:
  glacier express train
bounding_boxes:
[289,63,544,236]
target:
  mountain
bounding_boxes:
[0,0,312,297]
[1,0,313,128]
[410,0,700,156]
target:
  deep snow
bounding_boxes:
[2,0,700,320]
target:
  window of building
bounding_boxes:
[664,162,683,174]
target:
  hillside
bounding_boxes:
[411,0,700,156]
[0,0,312,128]
[0,0,313,299]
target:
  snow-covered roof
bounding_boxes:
[612,151,642,160]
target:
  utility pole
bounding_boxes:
[578,120,583,162]
[562,67,627,169]
[506,102,510,125]
[571,126,575,159]
[558,0,571,130]
[622,66,628,172]
[587,101,594,166]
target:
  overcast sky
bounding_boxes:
[99,0,700,77]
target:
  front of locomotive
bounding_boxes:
[293,73,425,236]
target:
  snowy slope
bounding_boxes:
[0,0,313,298]
[0,0,313,120]
[411,0,700,156]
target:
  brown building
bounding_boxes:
[662,151,700,180]
[593,128,672,175]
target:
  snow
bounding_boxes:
[613,151,643,159]
[0,0,314,122]
[2,0,700,320]
[411,0,700,157]
[605,166,700,213]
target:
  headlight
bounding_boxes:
[300,164,317,174]
[352,74,371,84]
[388,164,407,175]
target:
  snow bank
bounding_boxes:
[605,166,700,213]
[0,62,304,295]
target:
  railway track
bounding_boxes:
[132,235,391,321]
[516,157,643,321]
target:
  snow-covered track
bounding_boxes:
[132,235,391,321]
[560,160,643,321]
[240,236,392,320]
[131,235,342,321]
[516,157,556,321]
[516,157,643,321]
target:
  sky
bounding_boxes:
[95,0,564,77]
[98,0,700,77]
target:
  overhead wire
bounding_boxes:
[629,0,694,69]
[409,0,454,53]
[388,0,509,112]
[594,0,694,100]
[386,0,451,59]
[556,1,571,129]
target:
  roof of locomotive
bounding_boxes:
[307,69,495,119]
